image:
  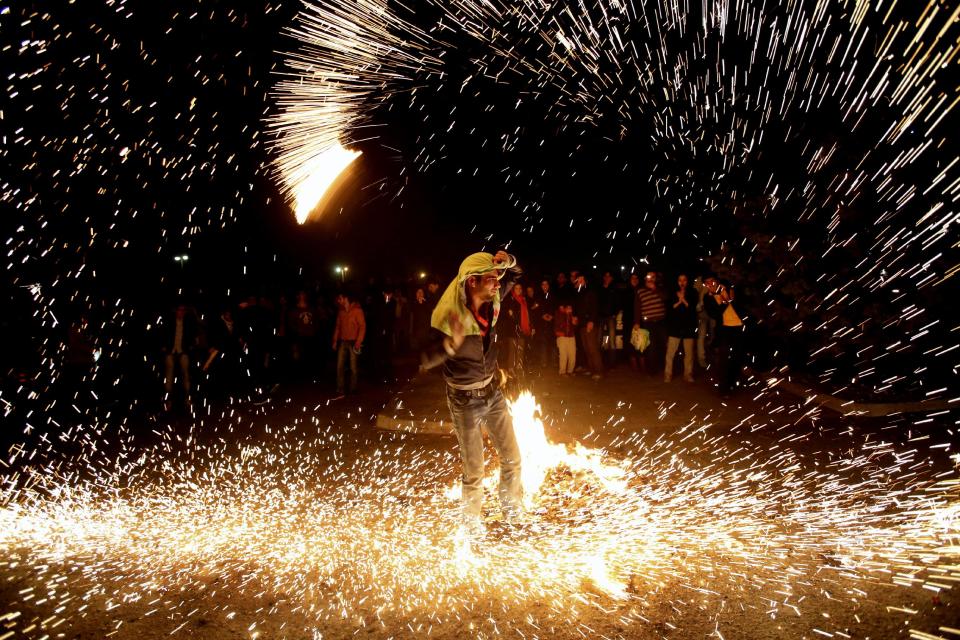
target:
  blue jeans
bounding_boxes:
[336,341,358,393]
[446,385,523,521]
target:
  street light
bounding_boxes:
[418,272,427,280]
[335,265,349,283]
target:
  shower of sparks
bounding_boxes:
[270,0,959,400]
[269,0,444,212]
[1,392,959,637]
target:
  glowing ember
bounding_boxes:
[291,143,362,224]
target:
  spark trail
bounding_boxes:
[271,0,959,400]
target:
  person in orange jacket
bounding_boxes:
[332,291,366,395]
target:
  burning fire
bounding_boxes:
[291,142,362,224]
[510,391,628,499]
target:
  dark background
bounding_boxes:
[0,0,956,403]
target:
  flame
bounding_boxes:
[447,391,628,506]
[292,143,362,224]
[509,391,632,596]
[508,391,628,501]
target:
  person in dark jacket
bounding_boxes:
[204,306,245,401]
[598,271,620,368]
[530,279,555,370]
[500,282,532,378]
[368,287,397,382]
[409,287,432,351]
[288,291,316,379]
[237,295,271,389]
[622,272,642,369]
[702,275,747,395]
[573,272,603,379]
[554,271,574,306]
[424,278,442,308]
[160,303,199,411]
[664,274,698,382]
[420,250,524,539]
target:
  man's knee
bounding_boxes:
[500,455,521,472]
[461,467,484,488]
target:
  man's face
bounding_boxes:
[540,280,550,294]
[704,278,719,293]
[557,273,567,286]
[603,272,613,286]
[645,273,657,290]
[629,274,640,288]
[678,274,689,289]
[415,288,425,303]
[513,283,523,296]
[427,283,439,294]
[336,295,346,308]
[470,272,500,302]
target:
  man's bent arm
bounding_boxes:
[420,328,458,371]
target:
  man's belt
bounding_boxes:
[447,374,495,393]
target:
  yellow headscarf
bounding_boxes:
[430,252,515,337]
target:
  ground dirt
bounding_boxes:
[2,363,957,639]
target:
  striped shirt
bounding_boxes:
[635,288,666,322]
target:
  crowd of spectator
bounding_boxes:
[54,265,748,416]
[494,269,747,396]
[137,277,456,412]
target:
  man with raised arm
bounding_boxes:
[420,250,524,539]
